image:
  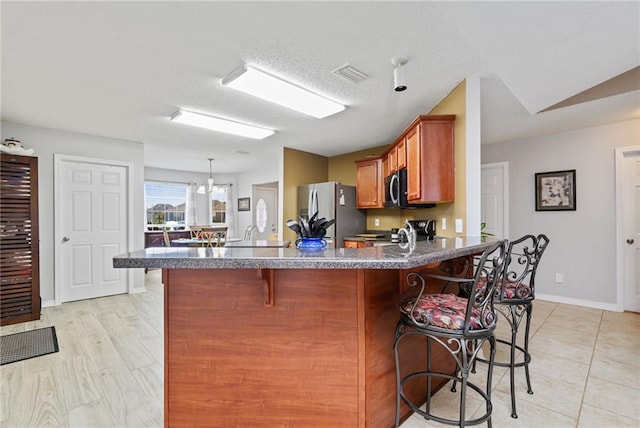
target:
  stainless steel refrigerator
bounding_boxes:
[297,182,366,248]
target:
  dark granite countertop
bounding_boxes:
[113,236,496,270]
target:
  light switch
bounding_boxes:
[455,218,463,233]
[441,218,447,230]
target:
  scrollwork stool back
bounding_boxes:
[393,240,508,427]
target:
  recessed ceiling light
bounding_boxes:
[170,109,274,140]
[222,64,346,119]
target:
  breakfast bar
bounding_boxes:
[113,237,494,427]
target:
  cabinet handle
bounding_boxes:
[62,236,70,243]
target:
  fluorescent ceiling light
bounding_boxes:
[171,109,275,140]
[222,65,346,119]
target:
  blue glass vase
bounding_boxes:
[295,237,327,251]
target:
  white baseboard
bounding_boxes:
[41,299,56,308]
[129,287,146,294]
[536,293,619,312]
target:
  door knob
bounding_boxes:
[62,236,70,243]
[627,238,635,245]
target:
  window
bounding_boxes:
[210,185,227,224]
[145,181,188,230]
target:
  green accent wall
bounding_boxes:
[282,148,328,243]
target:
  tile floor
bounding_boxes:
[1,269,638,427]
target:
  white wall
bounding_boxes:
[236,149,282,239]
[1,121,146,304]
[482,119,639,309]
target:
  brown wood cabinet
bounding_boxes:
[387,147,398,175]
[397,138,406,169]
[355,115,454,209]
[405,115,455,203]
[0,153,40,326]
[343,239,374,249]
[354,157,383,208]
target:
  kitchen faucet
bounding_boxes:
[398,219,416,250]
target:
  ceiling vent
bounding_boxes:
[332,63,369,84]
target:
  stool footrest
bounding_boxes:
[476,338,531,368]
[399,371,492,427]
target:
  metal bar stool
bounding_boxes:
[393,240,508,427]
[476,234,550,419]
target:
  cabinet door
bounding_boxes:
[355,158,383,208]
[397,139,406,169]
[419,119,455,202]
[406,116,455,203]
[405,126,421,201]
[388,149,397,174]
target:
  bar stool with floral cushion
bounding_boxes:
[393,240,508,428]
[475,233,550,419]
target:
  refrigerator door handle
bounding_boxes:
[308,189,318,217]
[312,189,318,215]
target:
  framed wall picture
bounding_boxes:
[535,169,576,211]
[238,197,250,212]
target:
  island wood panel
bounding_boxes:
[163,265,460,428]
[164,268,361,427]
[363,268,456,427]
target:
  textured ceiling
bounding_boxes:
[2,1,639,174]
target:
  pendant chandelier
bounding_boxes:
[197,158,215,194]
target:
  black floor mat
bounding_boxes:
[1,326,59,365]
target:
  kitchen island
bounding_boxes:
[114,237,494,427]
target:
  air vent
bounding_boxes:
[332,63,369,84]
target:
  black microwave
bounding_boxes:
[384,168,407,208]
[384,168,435,209]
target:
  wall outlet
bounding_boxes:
[455,218,463,233]
[441,218,447,230]
[374,218,380,227]
[555,273,564,284]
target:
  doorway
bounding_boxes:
[616,147,640,312]
[54,154,133,304]
[481,162,509,240]
[252,182,278,240]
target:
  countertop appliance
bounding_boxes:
[384,168,435,209]
[298,182,366,248]
[406,219,436,241]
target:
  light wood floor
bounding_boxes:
[1,269,639,427]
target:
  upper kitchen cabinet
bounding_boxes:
[396,139,406,170]
[405,115,455,204]
[355,157,383,208]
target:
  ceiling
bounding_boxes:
[2,1,639,174]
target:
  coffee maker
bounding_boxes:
[406,220,436,241]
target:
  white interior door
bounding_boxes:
[58,158,128,302]
[481,162,509,239]
[253,186,277,240]
[621,149,640,312]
